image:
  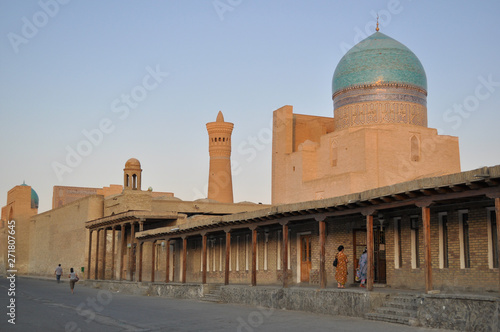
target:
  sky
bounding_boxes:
[1,0,500,213]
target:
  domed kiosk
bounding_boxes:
[271,29,461,204]
[124,158,142,190]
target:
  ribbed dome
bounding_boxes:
[332,32,427,97]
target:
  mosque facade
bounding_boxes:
[272,32,460,204]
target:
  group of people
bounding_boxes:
[334,245,367,288]
[54,264,80,294]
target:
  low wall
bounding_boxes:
[83,280,206,299]
[79,280,500,331]
[220,285,388,317]
[417,293,500,332]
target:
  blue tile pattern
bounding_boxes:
[332,32,427,95]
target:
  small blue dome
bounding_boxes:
[332,32,427,96]
[21,182,39,209]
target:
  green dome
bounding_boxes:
[21,182,39,209]
[332,32,427,96]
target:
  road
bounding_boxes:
[0,276,451,332]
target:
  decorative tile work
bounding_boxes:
[334,85,427,108]
[334,101,427,130]
[332,32,427,96]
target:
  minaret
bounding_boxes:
[206,111,234,203]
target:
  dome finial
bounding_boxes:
[376,15,380,32]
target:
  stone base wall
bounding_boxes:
[219,286,388,317]
[417,293,499,332]
[81,279,500,331]
[84,280,205,299]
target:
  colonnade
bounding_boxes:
[85,200,483,293]
[88,221,139,281]
[87,214,377,289]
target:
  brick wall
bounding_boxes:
[110,198,498,293]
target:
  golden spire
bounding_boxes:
[376,15,379,32]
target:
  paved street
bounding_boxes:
[1,276,451,332]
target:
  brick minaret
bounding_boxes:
[206,111,234,203]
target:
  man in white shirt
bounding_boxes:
[54,264,63,283]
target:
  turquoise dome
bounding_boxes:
[332,32,427,96]
[21,182,39,209]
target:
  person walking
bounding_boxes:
[358,248,368,288]
[335,245,348,288]
[54,264,63,283]
[68,267,79,294]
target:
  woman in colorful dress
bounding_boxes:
[335,245,348,288]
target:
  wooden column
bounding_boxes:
[151,240,156,282]
[251,227,257,286]
[111,226,116,280]
[225,230,231,285]
[495,198,500,293]
[87,229,92,280]
[422,206,433,293]
[318,217,326,289]
[128,222,136,281]
[165,239,170,283]
[182,237,187,283]
[366,214,374,291]
[202,233,207,284]
[101,228,107,280]
[94,229,100,280]
[119,224,126,281]
[281,222,289,288]
[138,241,143,282]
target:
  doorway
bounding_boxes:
[353,228,386,283]
[131,243,137,281]
[300,235,312,282]
[353,230,366,281]
[374,229,386,283]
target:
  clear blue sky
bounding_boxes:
[1,0,500,213]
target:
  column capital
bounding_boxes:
[278,220,289,226]
[416,198,434,208]
[314,214,327,222]
[361,208,377,216]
